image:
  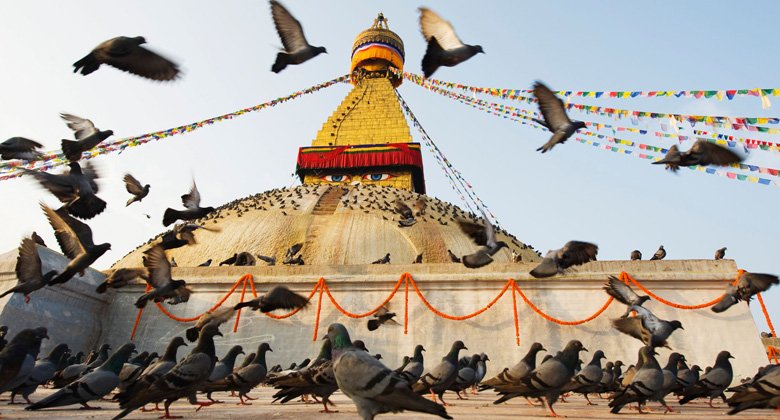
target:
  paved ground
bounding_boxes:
[4,387,778,420]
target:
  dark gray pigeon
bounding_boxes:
[603,275,651,318]
[135,244,192,308]
[419,8,483,78]
[198,259,212,267]
[233,285,310,314]
[23,161,106,219]
[270,0,326,73]
[480,342,545,390]
[726,363,780,415]
[457,208,508,269]
[219,253,238,266]
[653,139,742,172]
[162,181,215,226]
[630,250,642,260]
[532,82,587,153]
[73,36,180,81]
[611,305,683,349]
[270,338,338,413]
[367,305,400,332]
[59,113,114,162]
[649,352,684,413]
[10,343,69,404]
[394,199,417,227]
[202,345,244,402]
[235,252,256,266]
[398,345,425,386]
[0,327,48,395]
[561,350,606,405]
[447,250,461,263]
[42,204,110,285]
[0,330,49,397]
[493,340,587,417]
[412,340,468,405]
[529,240,598,278]
[712,271,779,313]
[114,337,187,409]
[715,247,727,260]
[671,362,701,397]
[256,254,277,266]
[117,351,154,392]
[161,223,219,251]
[449,354,480,399]
[679,351,734,407]
[0,137,43,161]
[371,253,391,264]
[650,245,666,260]
[609,346,663,414]
[51,344,110,388]
[0,236,58,303]
[124,173,150,206]
[282,243,303,265]
[202,342,271,405]
[327,323,452,420]
[96,268,146,294]
[413,253,423,264]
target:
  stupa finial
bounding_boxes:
[372,13,389,30]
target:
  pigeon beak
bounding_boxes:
[581,347,589,352]
[215,332,223,337]
[541,347,547,352]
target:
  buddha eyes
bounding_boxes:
[362,173,395,181]
[320,174,351,182]
[318,173,395,182]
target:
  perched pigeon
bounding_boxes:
[202,345,244,402]
[202,342,272,405]
[367,305,400,331]
[115,337,187,408]
[609,347,663,414]
[679,351,734,407]
[712,271,779,313]
[256,254,277,266]
[394,199,417,227]
[612,305,683,349]
[650,245,666,260]
[27,343,136,411]
[532,82,587,153]
[603,275,651,318]
[234,285,310,314]
[282,243,304,265]
[73,36,180,81]
[480,342,545,391]
[413,253,423,264]
[562,350,606,405]
[652,139,742,172]
[529,240,597,278]
[235,252,256,266]
[630,250,642,260]
[398,345,425,386]
[123,174,150,206]
[493,340,587,417]
[198,259,212,267]
[96,268,146,294]
[219,253,238,266]
[327,323,452,420]
[715,247,727,260]
[447,250,461,263]
[135,244,192,308]
[0,137,43,161]
[10,343,70,404]
[23,161,106,219]
[457,208,508,269]
[418,8,483,78]
[59,113,114,162]
[114,324,223,419]
[42,204,111,285]
[0,329,50,394]
[0,236,58,303]
[163,181,215,226]
[412,340,468,405]
[270,338,339,413]
[372,253,391,264]
[270,0,326,73]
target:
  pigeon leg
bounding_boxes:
[311,395,322,403]
[159,401,182,419]
[439,393,454,406]
[24,397,32,405]
[206,392,223,404]
[237,394,252,406]
[471,384,479,395]
[584,394,597,405]
[79,402,102,409]
[320,398,339,413]
[243,393,257,401]
[24,295,30,304]
[662,403,679,414]
[525,397,538,407]
[140,405,154,412]
[707,397,717,408]
[194,401,216,412]
[429,389,437,402]
[643,404,658,412]
[456,390,466,400]
[546,400,565,418]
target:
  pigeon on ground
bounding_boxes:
[447,250,461,263]
[449,354,480,400]
[115,337,187,408]
[398,345,425,386]
[96,268,146,294]
[412,340,468,405]
[649,352,685,413]
[234,285,310,314]
[198,259,212,267]
[480,342,545,391]
[51,344,110,388]
[608,346,663,414]
[27,343,136,411]
[0,236,58,303]
[612,305,683,349]
[163,181,215,226]
[532,82,587,153]
[0,327,49,396]
[270,338,339,413]
[73,36,180,81]
[653,139,742,172]
[712,271,779,313]
[235,252,256,266]
[117,351,154,392]
[630,250,642,260]
[0,329,50,394]
[457,208,508,268]
[372,253,391,264]
[22,161,106,219]
[529,240,598,278]
[282,243,303,265]
[726,364,780,415]
[202,345,244,402]
[367,305,400,331]
[493,340,587,417]
[327,323,452,420]
[114,324,223,419]
[418,8,483,78]
[201,342,271,405]
[219,253,238,266]
[679,351,734,407]
[603,275,651,318]
[0,137,44,161]
[135,244,192,308]
[42,204,111,285]
[237,353,256,371]
[650,245,666,260]
[123,174,150,206]
[10,343,70,404]
[671,362,701,396]
[256,254,277,266]
[413,253,423,264]
[562,350,606,405]
[59,113,114,162]
[270,0,326,73]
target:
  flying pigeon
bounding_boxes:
[270,0,327,73]
[372,253,390,264]
[529,240,598,278]
[652,139,742,172]
[42,204,110,285]
[257,254,277,266]
[201,342,272,405]
[679,351,734,407]
[412,340,468,405]
[22,161,106,219]
[0,137,44,161]
[326,323,452,420]
[367,305,400,331]
[59,113,114,162]
[184,306,238,343]
[603,275,651,318]
[715,247,727,260]
[630,250,642,260]
[134,244,191,308]
[418,8,483,78]
[114,324,222,419]
[282,243,304,265]
[457,208,508,268]
[162,180,214,226]
[160,223,218,250]
[608,346,663,414]
[72,36,180,81]
[712,271,779,313]
[123,173,150,206]
[650,245,666,260]
[0,236,58,303]
[233,285,310,313]
[532,82,587,153]
[96,268,146,294]
[612,305,683,349]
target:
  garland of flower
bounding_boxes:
[0,73,354,181]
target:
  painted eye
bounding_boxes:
[362,173,395,181]
[319,174,351,182]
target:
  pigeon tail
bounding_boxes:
[272,52,290,73]
[67,194,106,220]
[60,139,83,162]
[185,327,200,343]
[421,37,444,78]
[162,208,180,227]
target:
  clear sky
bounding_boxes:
[1,1,778,331]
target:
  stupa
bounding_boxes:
[0,14,769,383]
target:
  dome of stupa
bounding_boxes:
[350,13,404,87]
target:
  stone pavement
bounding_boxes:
[4,386,778,420]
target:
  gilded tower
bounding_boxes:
[296,14,425,193]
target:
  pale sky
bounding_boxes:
[1,1,779,331]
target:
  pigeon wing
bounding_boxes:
[287,243,303,258]
[611,316,647,343]
[456,220,487,246]
[558,241,598,269]
[261,286,309,312]
[142,245,173,288]
[124,174,145,195]
[693,140,742,166]
[418,8,463,50]
[533,82,571,132]
[41,204,87,258]
[181,181,201,210]
[741,272,779,297]
[59,113,96,140]
[102,45,179,81]
[15,238,44,284]
[604,276,641,306]
[270,0,310,53]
